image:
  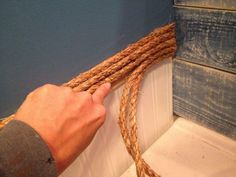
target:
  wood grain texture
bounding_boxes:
[175,7,236,73]
[173,59,236,139]
[60,59,173,177]
[174,0,236,10]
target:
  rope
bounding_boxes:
[0,23,176,177]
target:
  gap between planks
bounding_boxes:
[175,57,236,75]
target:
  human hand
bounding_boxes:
[15,83,111,174]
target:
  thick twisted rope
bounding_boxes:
[0,23,176,177]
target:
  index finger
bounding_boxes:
[92,83,111,104]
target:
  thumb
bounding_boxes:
[92,83,111,104]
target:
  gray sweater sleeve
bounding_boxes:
[0,120,58,177]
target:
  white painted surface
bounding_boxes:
[60,58,173,177]
[121,118,236,177]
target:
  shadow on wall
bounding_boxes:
[0,0,173,117]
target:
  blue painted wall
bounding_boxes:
[0,0,173,117]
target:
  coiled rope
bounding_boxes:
[0,23,176,177]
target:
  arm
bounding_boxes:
[0,120,57,177]
[0,83,110,176]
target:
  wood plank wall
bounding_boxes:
[173,1,236,139]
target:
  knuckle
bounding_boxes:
[81,91,93,102]
[43,84,55,89]
[62,86,73,95]
[75,91,93,108]
[37,84,59,97]
[96,105,106,118]
[98,117,105,125]
[92,104,107,126]
[41,84,54,92]
[83,91,92,98]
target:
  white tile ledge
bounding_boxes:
[120,118,236,177]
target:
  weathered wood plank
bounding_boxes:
[175,7,236,73]
[173,59,236,139]
[174,0,236,10]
